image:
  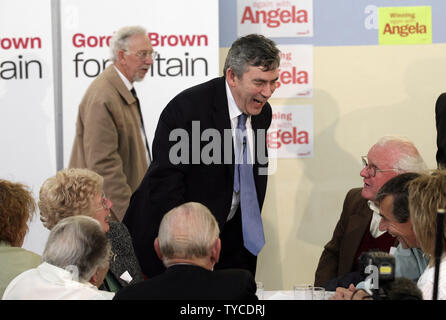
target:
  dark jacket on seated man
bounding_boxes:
[114,264,257,300]
[315,188,395,289]
[114,202,258,300]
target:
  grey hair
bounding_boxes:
[110,25,147,62]
[157,202,220,265]
[42,215,111,283]
[223,34,280,78]
[375,135,428,173]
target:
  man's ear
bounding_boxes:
[210,238,221,265]
[154,237,163,261]
[225,68,237,87]
[117,49,127,65]
[89,268,100,287]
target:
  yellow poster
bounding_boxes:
[379,6,432,45]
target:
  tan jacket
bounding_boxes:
[69,65,148,221]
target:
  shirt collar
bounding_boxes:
[113,65,133,91]
[37,262,96,288]
[368,200,387,238]
[225,79,244,121]
[368,200,380,213]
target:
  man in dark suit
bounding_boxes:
[114,202,258,300]
[123,34,280,278]
[314,136,427,289]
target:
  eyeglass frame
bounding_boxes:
[361,156,400,177]
[123,49,158,60]
[95,192,112,211]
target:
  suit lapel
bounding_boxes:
[211,77,234,178]
[105,65,135,106]
[339,198,372,275]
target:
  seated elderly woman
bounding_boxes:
[409,169,446,300]
[38,168,143,292]
[3,215,114,299]
[0,179,41,297]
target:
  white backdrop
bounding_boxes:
[1,0,219,255]
[61,0,220,166]
[0,0,55,254]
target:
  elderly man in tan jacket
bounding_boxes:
[69,26,156,221]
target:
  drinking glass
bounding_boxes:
[294,284,313,300]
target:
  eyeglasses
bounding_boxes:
[124,49,158,60]
[361,156,399,177]
[95,192,112,211]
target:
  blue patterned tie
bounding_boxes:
[234,113,265,256]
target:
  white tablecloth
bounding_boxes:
[260,290,335,300]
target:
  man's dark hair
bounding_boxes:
[375,172,421,223]
[223,34,280,78]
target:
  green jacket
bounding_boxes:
[0,241,41,298]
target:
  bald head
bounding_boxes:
[156,202,220,267]
[373,135,427,172]
[361,135,427,201]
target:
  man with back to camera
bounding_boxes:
[314,135,427,289]
[123,34,280,278]
[69,25,155,222]
[114,202,258,300]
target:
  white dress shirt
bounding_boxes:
[2,262,114,300]
[367,200,386,238]
[226,80,255,221]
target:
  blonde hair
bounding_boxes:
[39,168,103,230]
[408,169,446,264]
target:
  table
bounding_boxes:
[260,290,335,300]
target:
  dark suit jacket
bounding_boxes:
[123,77,271,278]
[314,188,372,287]
[436,93,446,168]
[113,264,258,300]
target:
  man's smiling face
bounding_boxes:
[226,65,279,116]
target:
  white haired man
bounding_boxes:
[3,215,114,300]
[70,25,155,221]
[315,135,427,289]
[115,202,258,300]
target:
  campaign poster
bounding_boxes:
[61,0,220,165]
[0,0,55,254]
[267,105,313,158]
[379,6,432,45]
[275,45,313,98]
[237,0,313,38]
